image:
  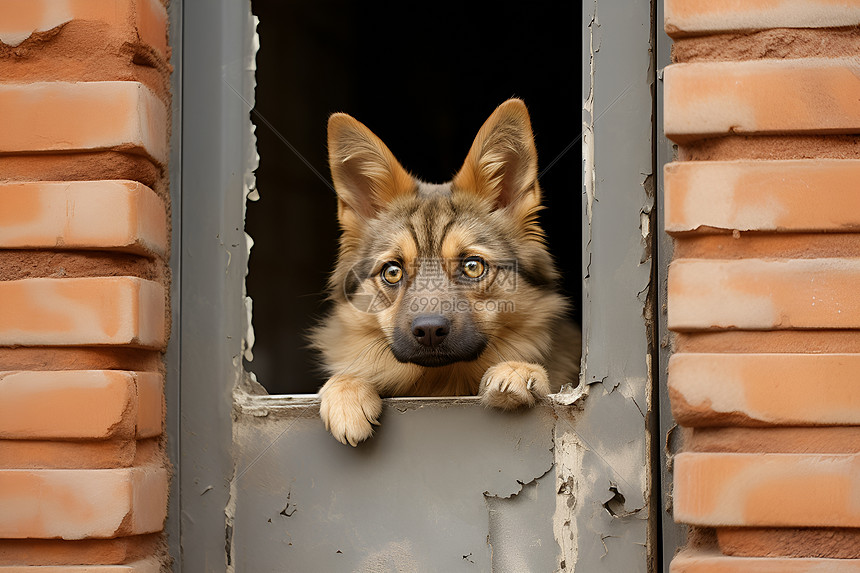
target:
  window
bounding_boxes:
[176,1,658,570]
[246,0,582,394]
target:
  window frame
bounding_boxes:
[170,0,664,569]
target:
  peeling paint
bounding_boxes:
[604,485,644,519]
[553,407,586,571]
[243,292,255,362]
[552,382,588,406]
[583,2,598,229]
[575,0,653,569]
[640,210,651,241]
[218,1,654,570]
[486,471,559,572]
[225,8,261,573]
[230,397,557,571]
[279,489,297,517]
[241,15,261,368]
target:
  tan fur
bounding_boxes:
[328,113,416,224]
[319,374,382,446]
[453,100,545,242]
[313,99,581,446]
[481,361,549,410]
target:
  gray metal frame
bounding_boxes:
[655,1,687,565]
[580,0,658,570]
[169,0,664,570]
[172,0,257,569]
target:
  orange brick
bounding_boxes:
[668,258,860,331]
[0,82,168,166]
[717,526,860,559]
[664,59,860,143]
[130,439,159,467]
[0,371,138,439]
[0,181,167,257]
[0,277,165,349]
[665,160,860,234]
[0,556,162,572]
[135,372,162,439]
[0,370,163,441]
[665,0,860,37]
[671,548,860,573]
[0,467,167,539]
[669,353,860,426]
[0,440,135,470]
[687,427,860,455]
[0,534,160,566]
[674,452,860,527]
[0,0,168,58]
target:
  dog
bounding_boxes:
[311,99,581,446]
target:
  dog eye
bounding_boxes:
[381,262,404,285]
[462,257,486,279]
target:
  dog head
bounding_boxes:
[324,99,563,370]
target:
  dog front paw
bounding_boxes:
[319,376,383,446]
[480,361,550,410]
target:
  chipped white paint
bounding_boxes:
[640,211,651,241]
[240,15,260,370]
[553,405,587,570]
[243,234,255,363]
[552,383,587,407]
[582,3,597,228]
[227,10,261,573]
[243,294,255,362]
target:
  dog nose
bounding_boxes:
[411,315,451,347]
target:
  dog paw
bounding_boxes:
[480,361,550,410]
[319,376,383,446]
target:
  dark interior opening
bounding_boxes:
[247,1,583,394]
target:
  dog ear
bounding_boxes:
[453,99,541,221]
[328,113,415,230]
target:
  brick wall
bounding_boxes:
[664,1,860,570]
[0,1,171,571]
